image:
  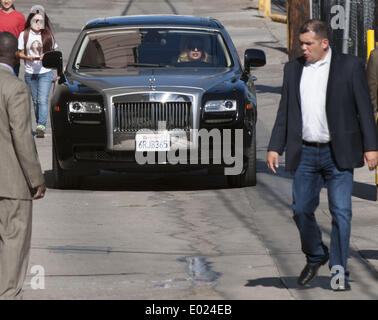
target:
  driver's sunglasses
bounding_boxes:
[31,18,45,24]
[188,44,203,51]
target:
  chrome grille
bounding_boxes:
[114,102,191,132]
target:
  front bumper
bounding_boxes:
[53,90,253,174]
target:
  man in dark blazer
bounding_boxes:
[267,20,378,291]
[0,31,46,299]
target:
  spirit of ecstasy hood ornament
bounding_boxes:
[149,76,156,90]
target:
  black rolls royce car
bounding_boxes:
[42,15,266,189]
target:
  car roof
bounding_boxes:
[83,15,224,30]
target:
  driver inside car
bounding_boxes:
[177,38,211,63]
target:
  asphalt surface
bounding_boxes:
[9,0,378,300]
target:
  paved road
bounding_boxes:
[12,0,378,299]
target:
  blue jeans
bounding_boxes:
[292,144,353,280]
[24,71,54,128]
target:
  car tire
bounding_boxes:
[227,126,256,188]
[52,139,81,189]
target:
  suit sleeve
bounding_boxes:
[366,49,378,118]
[6,81,45,189]
[268,63,289,155]
[352,58,378,151]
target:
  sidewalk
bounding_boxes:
[249,0,378,296]
[15,0,378,299]
[195,0,378,299]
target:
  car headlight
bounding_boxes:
[68,101,102,113]
[204,100,237,112]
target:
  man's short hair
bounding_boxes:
[0,31,18,59]
[300,19,330,40]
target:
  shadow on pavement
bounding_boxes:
[245,276,334,290]
[352,182,377,201]
[44,159,376,199]
[44,169,229,192]
[254,41,288,54]
[256,159,293,179]
[242,6,256,11]
[257,159,377,201]
[255,84,283,94]
[359,250,378,260]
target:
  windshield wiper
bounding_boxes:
[75,64,112,69]
[126,63,170,68]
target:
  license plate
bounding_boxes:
[135,132,170,152]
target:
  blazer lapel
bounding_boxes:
[294,57,305,110]
[326,50,338,110]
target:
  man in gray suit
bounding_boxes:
[0,31,46,299]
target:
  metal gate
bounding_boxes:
[311,0,375,60]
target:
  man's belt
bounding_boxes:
[302,140,330,147]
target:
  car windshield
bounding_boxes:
[73,28,233,70]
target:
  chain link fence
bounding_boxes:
[311,0,375,60]
[271,0,286,14]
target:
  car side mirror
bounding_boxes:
[42,51,64,81]
[244,49,266,72]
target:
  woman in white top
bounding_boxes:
[18,6,57,138]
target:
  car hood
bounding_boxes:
[67,67,239,93]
